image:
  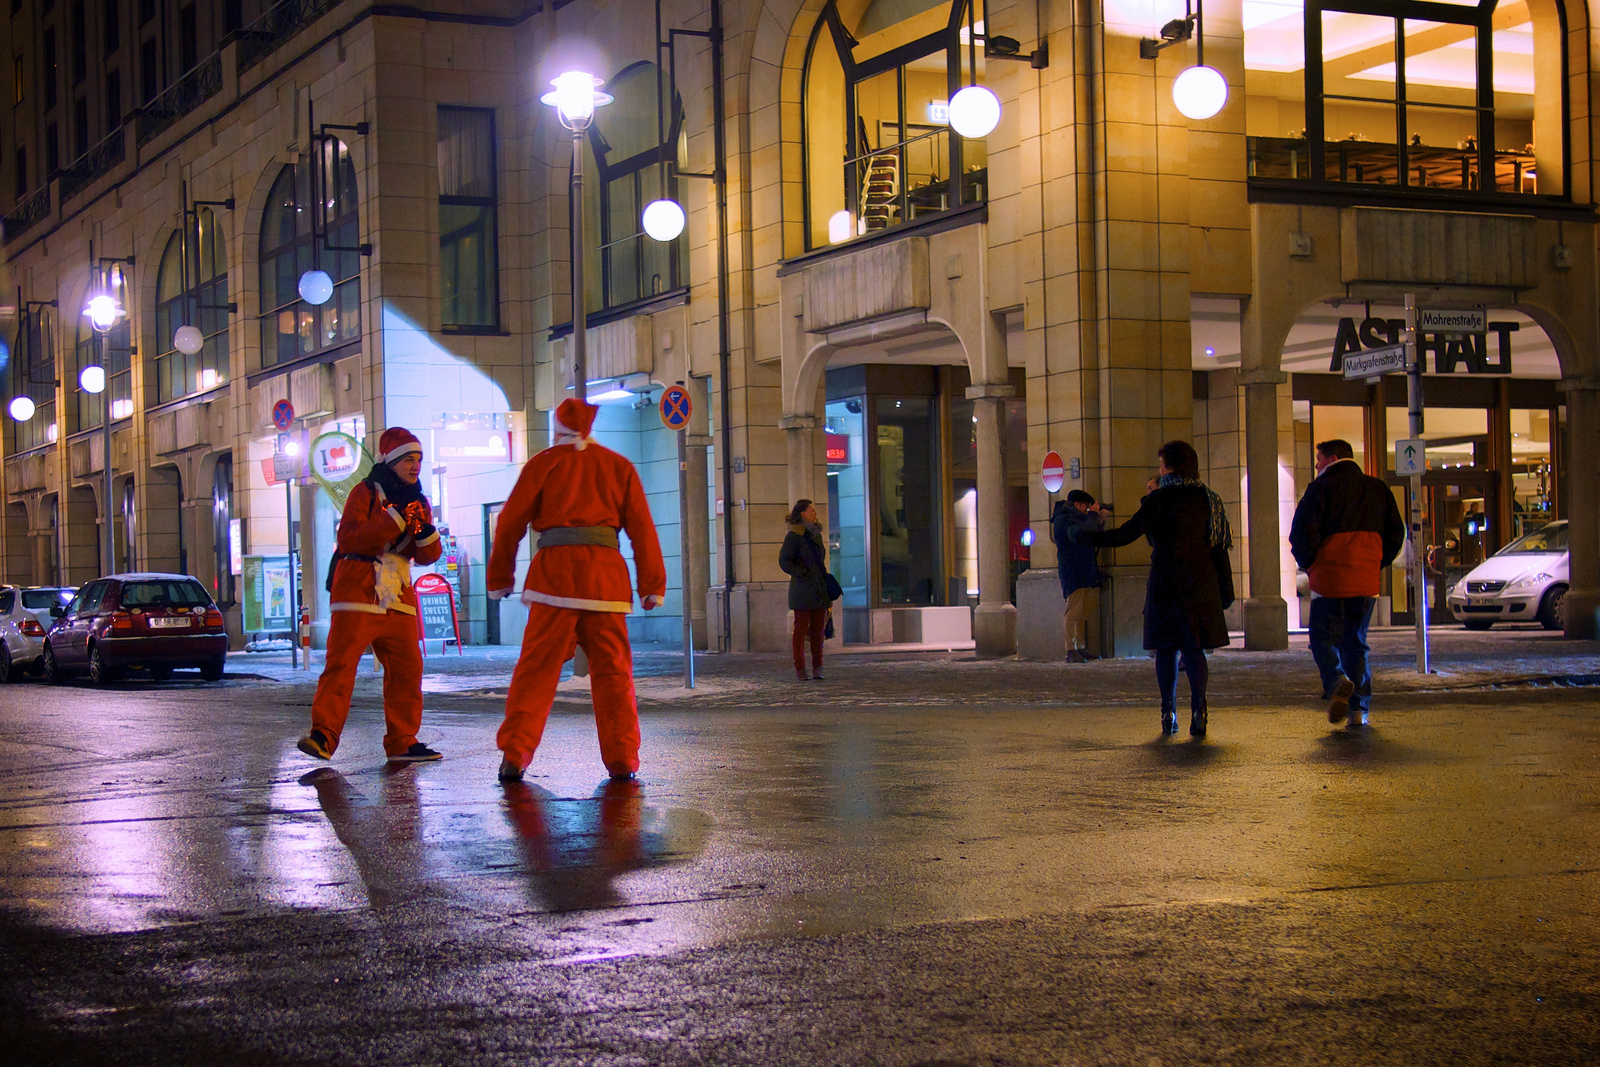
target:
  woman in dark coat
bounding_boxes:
[779,499,831,681]
[1072,441,1233,737]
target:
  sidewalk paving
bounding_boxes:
[228,624,1600,712]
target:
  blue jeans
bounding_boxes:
[1309,596,1376,712]
[1155,647,1208,715]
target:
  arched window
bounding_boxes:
[71,267,133,434]
[259,139,362,368]
[802,0,988,250]
[154,207,230,403]
[1244,0,1566,198]
[576,62,687,315]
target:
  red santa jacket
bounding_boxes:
[328,480,442,615]
[487,440,666,612]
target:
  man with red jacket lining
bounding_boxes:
[1290,438,1407,728]
[487,398,666,784]
[298,427,444,763]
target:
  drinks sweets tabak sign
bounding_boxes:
[1329,316,1518,375]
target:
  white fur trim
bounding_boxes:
[521,589,633,613]
[488,587,515,601]
[416,530,440,547]
[383,441,423,464]
[331,601,417,616]
[385,506,406,530]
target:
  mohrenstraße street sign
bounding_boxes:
[1417,308,1487,332]
[1342,342,1408,379]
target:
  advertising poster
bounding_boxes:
[242,555,295,633]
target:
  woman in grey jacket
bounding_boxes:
[779,499,831,680]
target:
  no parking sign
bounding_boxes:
[659,385,692,431]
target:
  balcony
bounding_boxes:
[2,185,51,243]
[1247,135,1555,208]
[237,0,342,72]
[137,55,224,147]
[59,128,127,203]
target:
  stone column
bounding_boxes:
[685,434,712,649]
[970,387,1016,657]
[1241,374,1289,650]
[1561,380,1599,639]
[780,414,820,510]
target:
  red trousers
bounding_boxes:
[311,609,425,757]
[498,603,640,777]
[793,608,826,675]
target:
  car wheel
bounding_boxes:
[42,643,64,685]
[148,666,173,682]
[1538,585,1567,631]
[87,644,116,687]
[0,643,12,683]
[1463,620,1493,631]
[200,658,225,682]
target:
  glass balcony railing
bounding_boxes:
[1247,136,1540,196]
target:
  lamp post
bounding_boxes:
[542,71,612,399]
[1139,0,1228,121]
[84,282,119,577]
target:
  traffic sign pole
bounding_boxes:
[661,384,695,688]
[1404,293,1429,675]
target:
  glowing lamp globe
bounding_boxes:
[642,199,687,242]
[948,85,1001,139]
[1172,65,1228,121]
[827,210,854,244]
[173,325,205,355]
[85,293,120,333]
[80,365,106,393]
[298,269,334,306]
[542,72,613,129]
[8,396,36,421]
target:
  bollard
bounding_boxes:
[300,612,312,671]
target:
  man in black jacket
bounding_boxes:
[1052,490,1105,662]
[1289,439,1407,728]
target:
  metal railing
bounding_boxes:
[238,0,342,71]
[2,185,52,243]
[137,55,224,146]
[59,128,127,203]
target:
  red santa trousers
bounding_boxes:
[311,609,426,758]
[498,601,640,778]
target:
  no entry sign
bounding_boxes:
[1041,451,1066,494]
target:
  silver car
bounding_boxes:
[1,585,77,682]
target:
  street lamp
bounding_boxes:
[8,396,35,421]
[294,102,370,312]
[1139,0,1228,121]
[542,70,612,399]
[84,248,132,576]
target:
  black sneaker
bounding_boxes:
[1327,676,1355,724]
[389,742,442,763]
[297,730,332,760]
[497,760,523,783]
[609,770,637,781]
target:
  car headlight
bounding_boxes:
[1507,572,1552,592]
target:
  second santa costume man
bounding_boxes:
[488,398,666,783]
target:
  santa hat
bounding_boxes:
[378,427,423,465]
[555,398,599,450]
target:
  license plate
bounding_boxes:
[147,617,192,629]
[1467,598,1495,608]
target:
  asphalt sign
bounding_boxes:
[1040,451,1065,494]
[659,385,692,431]
[1341,343,1408,380]
[271,398,295,430]
[1395,437,1426,476]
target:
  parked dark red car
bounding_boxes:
[43,573,229,684]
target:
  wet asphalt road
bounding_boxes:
[0,673,1597,1065]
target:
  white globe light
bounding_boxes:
[641,199,686,242]
[827,210,854,244]
[948,85,1001,139]
[85,293,120,332]
[173,325,205,355]
[298,269,334,305]
[9,395,35,421]
[1172,65,1228,121]
[80,365,106,393]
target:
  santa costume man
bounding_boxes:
[488,398,666,783]
[298,427,444,763]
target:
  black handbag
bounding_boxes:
[824,572,843,601]
[824,610,835,640]
[1212,545,1236,610]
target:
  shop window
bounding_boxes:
[438,106,500,330]
[572,62,686,317]
[71,269,133,434]
[7,306,58,454]
[212,454,234,605]
[1245,0,1564,198]
[120,477,136,571]
[824,397,869,614]
[154,206,230,403]
[876,396,942,605]
[258,139,362,369]
[803,0,988,249]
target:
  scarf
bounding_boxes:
[1157,474,1233,550]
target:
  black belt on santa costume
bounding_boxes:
[536,525,620,550]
